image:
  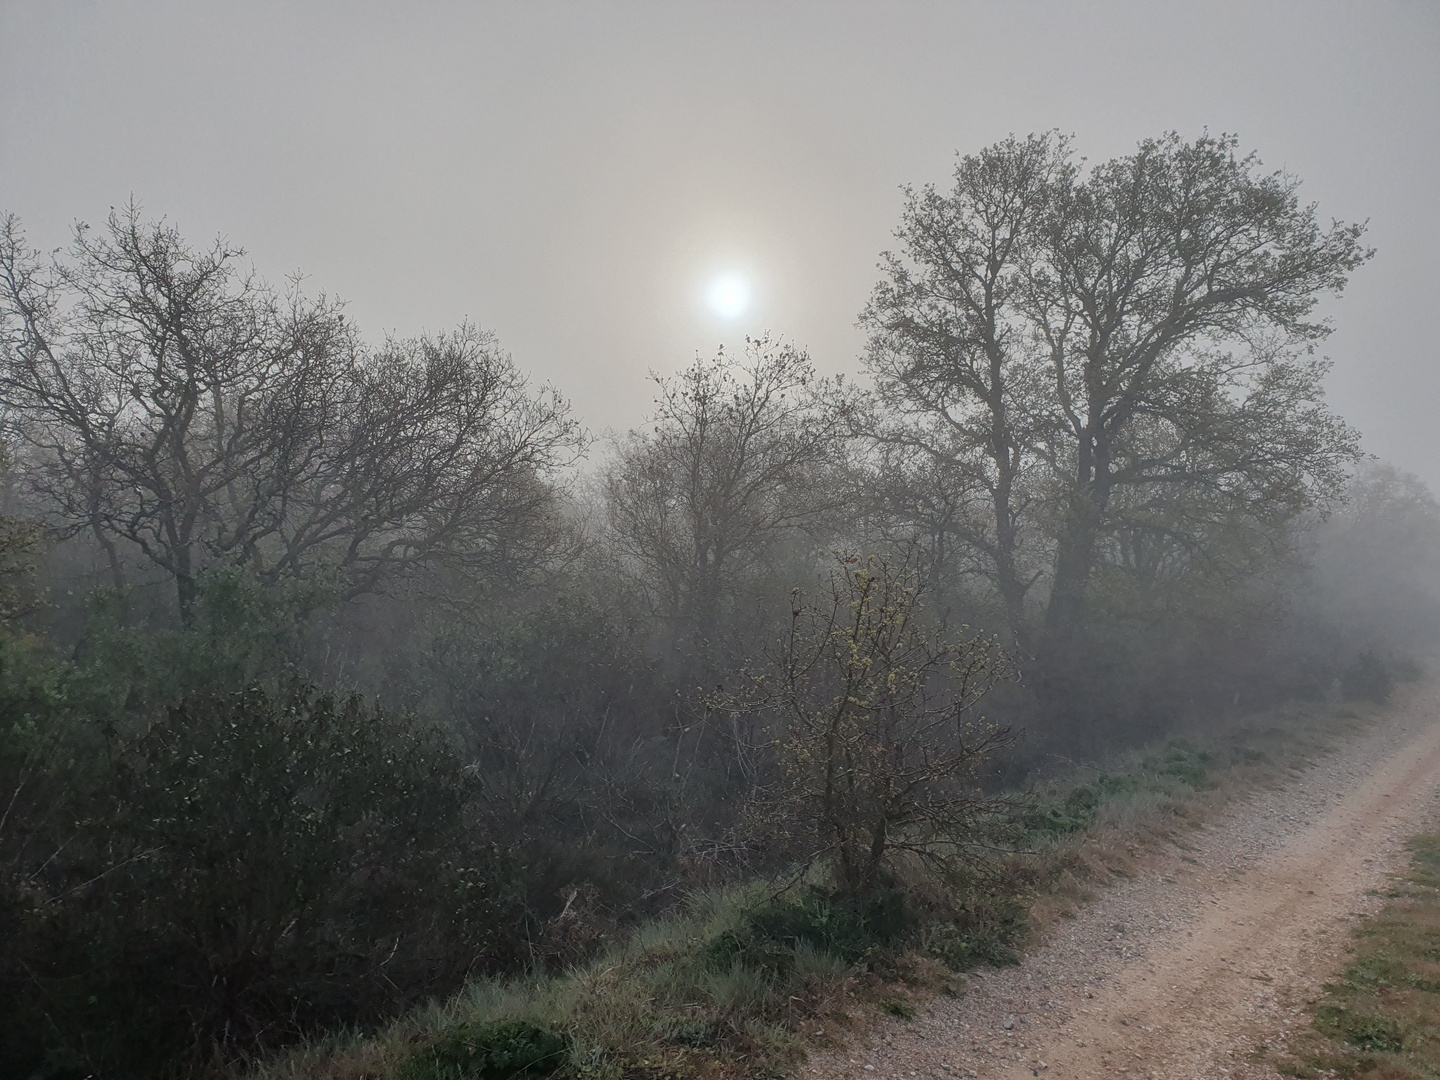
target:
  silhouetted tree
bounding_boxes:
[863,134,1065,634]
[1029,134,1366,642]
[0,208,579,621]
[605,336,849,635]
[864,133,1369,651]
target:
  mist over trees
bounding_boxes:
[862,133,1366,648]
[0,207,580,619]
[2,134,1434,1079]
[605,337,850,639]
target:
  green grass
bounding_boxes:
[399,1020,569,1080]
[250,882,947,1080]
[1018,695,1390,854]
[1274,830,1440,1079]
[1020,739,1229,837]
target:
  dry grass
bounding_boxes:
[248,884,864,1080]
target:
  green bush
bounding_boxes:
[66,568,317,726]
[1020,785,1100,839]
[748,888,910,962]
[700,927,797,977]
[922,893,1028,971]
[1019,769,1154,841]
[1095,772,1143,799]
[401,1020,569,1080]
[1153,743,1214,788]
[3,684,510,1079]
[698,886,911,982]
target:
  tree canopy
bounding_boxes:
[863,132,1368,646]
[0,207,581,619]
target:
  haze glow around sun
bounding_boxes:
[706,273,752,319]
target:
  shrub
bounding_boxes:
[1017,771,1150,841]
[1341,650,1395,704]
[700,927,797,977]
[699,886,911,982]
[4,685,507,1079]
[401,1021,569,1080]
[1019,785,1099,839]
[922,895,1028,971]
[748,888,910,962]
[1153,743,1214,788]
[66,568,316,726]
[715,556,1014,894]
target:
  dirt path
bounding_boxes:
[802,682,1440,1080]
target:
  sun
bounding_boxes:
[706,273,752,319]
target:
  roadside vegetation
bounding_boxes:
[249,689,1402,1080]
[3,132,1439,1079]
[1274,822,1440,1079]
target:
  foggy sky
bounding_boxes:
[3,1,1438,488]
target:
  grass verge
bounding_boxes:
[249,882,948,1080]
[1271,825,1440,1079]
[1015,696,1388,933]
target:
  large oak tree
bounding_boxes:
[864,133,1368,647]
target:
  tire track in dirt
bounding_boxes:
[801,682,1440,1080]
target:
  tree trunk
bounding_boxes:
[985,358,1028,638]
[992,485,1027,637]
[1044,428,1110,642]
[863,815,888,891]
[1044,516,1094,640]
[174,545,199,626]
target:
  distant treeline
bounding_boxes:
[1,132,1437,1079]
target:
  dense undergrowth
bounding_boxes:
[249,692,1396,1080]
[2,559,1406,1080]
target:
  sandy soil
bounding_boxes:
[801,681,1440,1080]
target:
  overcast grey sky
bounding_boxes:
[3,1,1437,485]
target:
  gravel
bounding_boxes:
[798,692,1440,1080]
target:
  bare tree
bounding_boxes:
[605,336,850,635]
[253,326,580,598]
[0,444,45,624]
[717,555,1014,892]
[0,208,580,620]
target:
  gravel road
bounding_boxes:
[800,680,1440,1080]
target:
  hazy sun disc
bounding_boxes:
[706,273,752,318]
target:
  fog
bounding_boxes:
[3,5,1440,1079]
[3,1,1438,486]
